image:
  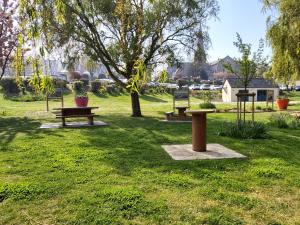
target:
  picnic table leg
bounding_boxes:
[62,118,66,127]
[88,116,94,125]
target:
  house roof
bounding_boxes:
[226,78,279,88]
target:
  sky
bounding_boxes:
[206,0,274,62]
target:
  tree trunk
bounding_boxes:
[131,91,142,117]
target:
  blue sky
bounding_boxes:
[206,0,273,62]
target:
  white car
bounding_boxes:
[210,85,223,91]
[189,84,202,90]
[200,84,211,90]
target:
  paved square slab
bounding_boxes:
[162,143,246,160]
[40,121,108,129]
[160,120,192,123]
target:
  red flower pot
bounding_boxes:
[75,96,88,107]
[276,98,289,110]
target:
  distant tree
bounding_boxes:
[0,0,18,79]
[263,0,300,84]
[223,33,266,91]
[224,33,267,124]
[19,0,219,117]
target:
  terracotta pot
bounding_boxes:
[75,96,88,107]
[276,98,289,110]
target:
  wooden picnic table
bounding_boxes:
[175,106,189,117]
[185,110,214,152]
[52,107,99,126]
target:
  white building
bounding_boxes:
[222,78,279,102]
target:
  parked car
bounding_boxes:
[160,83,179,89]
[147,81,159,87]
[189,84,201,90]
[210,85,223,91]
[295,85,300,91]
[201,84,211,90]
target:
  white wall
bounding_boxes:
[222,86,279,102]
[222,80,232,102]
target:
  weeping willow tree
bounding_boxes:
[19,0,218,117]
[263,0,300,86]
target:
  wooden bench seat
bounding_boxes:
[52,107,98,126]
[165,111,174,120]
[56,113,95,118]
[165,111,174,115]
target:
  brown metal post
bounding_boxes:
[252,94,255,122]
[237,96,239,123]
[192,113,207,152]
[46,95,49,112]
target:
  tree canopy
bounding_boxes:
[224,33,266,90]
[263,0,300,85]
[19,0,219,116]
[0,0,18,79]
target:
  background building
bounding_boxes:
[222,78,279,102]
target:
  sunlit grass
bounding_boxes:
[0,92,299,224]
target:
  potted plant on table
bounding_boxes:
[73,80,88,107]
[276,95,289,110]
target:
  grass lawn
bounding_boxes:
[0,92,300,224]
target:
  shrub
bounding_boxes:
[8,93,45,102]
[269,113,289,128]
[199,90,216,103]
[199,102,216,109]
[73,80,87,96]
[165,86,177,94]
[177,79,188,88]
[80,78,89,87]
[256,106,262,110]
[90,80,102,93]
[0,78,21,95]
[69,71,81,80]
[22,79,34,92]
[106,84,120,94]
[269,113,300,129]
[217,121,267,139]
[53,79,67,89]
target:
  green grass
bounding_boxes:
[0,92,300,224]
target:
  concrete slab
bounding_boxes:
[162,143,246,160]
[160,120,192,123]
[40,121,108,129]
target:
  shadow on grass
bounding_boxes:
[0,117,59,147]
[78,115,252,177]
[77,115,300,177]
[140,95,168,103]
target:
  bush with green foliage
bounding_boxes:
[217,121,268,139]
[53,79,67,89]
[73,80,87,97]
[106,84,124,95]
[90,80,102,93]
[269,113,300,129]
[80,78,89,87]
[0,78,21,95]
[177,79,188,88]
[199,102,216,109]
[8,93,45,102]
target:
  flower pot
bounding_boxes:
[276,98,289,110]
[75,96,88,107]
